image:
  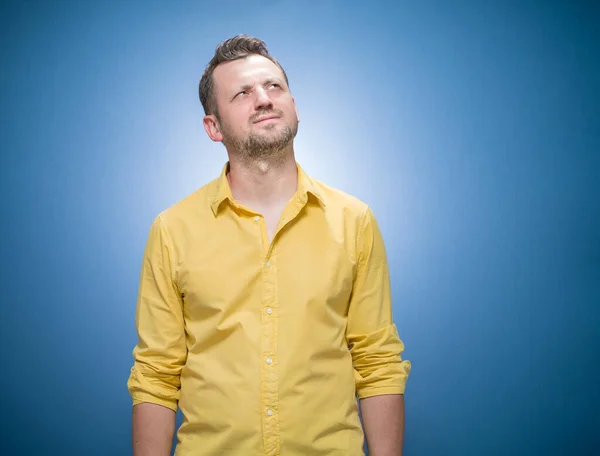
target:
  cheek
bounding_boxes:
[280,101,298,120]
[221,112,250,135]
[287,108,300,123]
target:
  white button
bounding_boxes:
[266,409,273,416]
[266,308,273,315]
[265,261,271,268]
[266,358,273,364]
[254,216,260,222]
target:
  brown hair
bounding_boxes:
[198,35,290,117]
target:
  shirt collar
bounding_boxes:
[209,161,325,216]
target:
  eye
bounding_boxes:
[269,83,280,89]
[235,90,248,98]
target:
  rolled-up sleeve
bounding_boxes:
[346,206,411,399]
[127,214,187,412]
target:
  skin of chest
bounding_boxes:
[256,204,287,241]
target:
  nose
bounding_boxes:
[253,87,273,111]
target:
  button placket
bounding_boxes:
[260,250,279,454]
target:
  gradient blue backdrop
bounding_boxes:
[1,1,598,455]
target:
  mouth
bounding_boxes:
[253,115,280,124]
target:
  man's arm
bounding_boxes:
[127,215,187,455]
[360,394,405,456]
[345,206,411,454]
[133,403,176,456]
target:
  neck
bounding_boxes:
[226,150,298,209]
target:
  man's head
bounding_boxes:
[199,35,299,161]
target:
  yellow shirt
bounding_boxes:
[127,162,411,456]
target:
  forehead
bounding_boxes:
[213,55,285,92]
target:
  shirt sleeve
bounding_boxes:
[126,215,187,412]
[346,206,411,399]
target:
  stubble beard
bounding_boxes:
[222,119,298,166]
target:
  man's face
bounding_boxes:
[208,55,299,158]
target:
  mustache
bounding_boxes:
[250,109,284,123]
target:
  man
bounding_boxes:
[127,35,411,456]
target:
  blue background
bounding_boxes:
[1,0,598,455]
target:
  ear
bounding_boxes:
[203,114,224,142]
[292,97,300,123]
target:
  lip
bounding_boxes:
[253,115,280,124]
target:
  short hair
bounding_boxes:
[198,35,290,117]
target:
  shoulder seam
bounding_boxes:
[156,213,178,286]
[356,204,370,265]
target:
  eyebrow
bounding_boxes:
[236,78,284,93]
[264,77,283,86]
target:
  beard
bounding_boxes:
[220,112,298,162]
